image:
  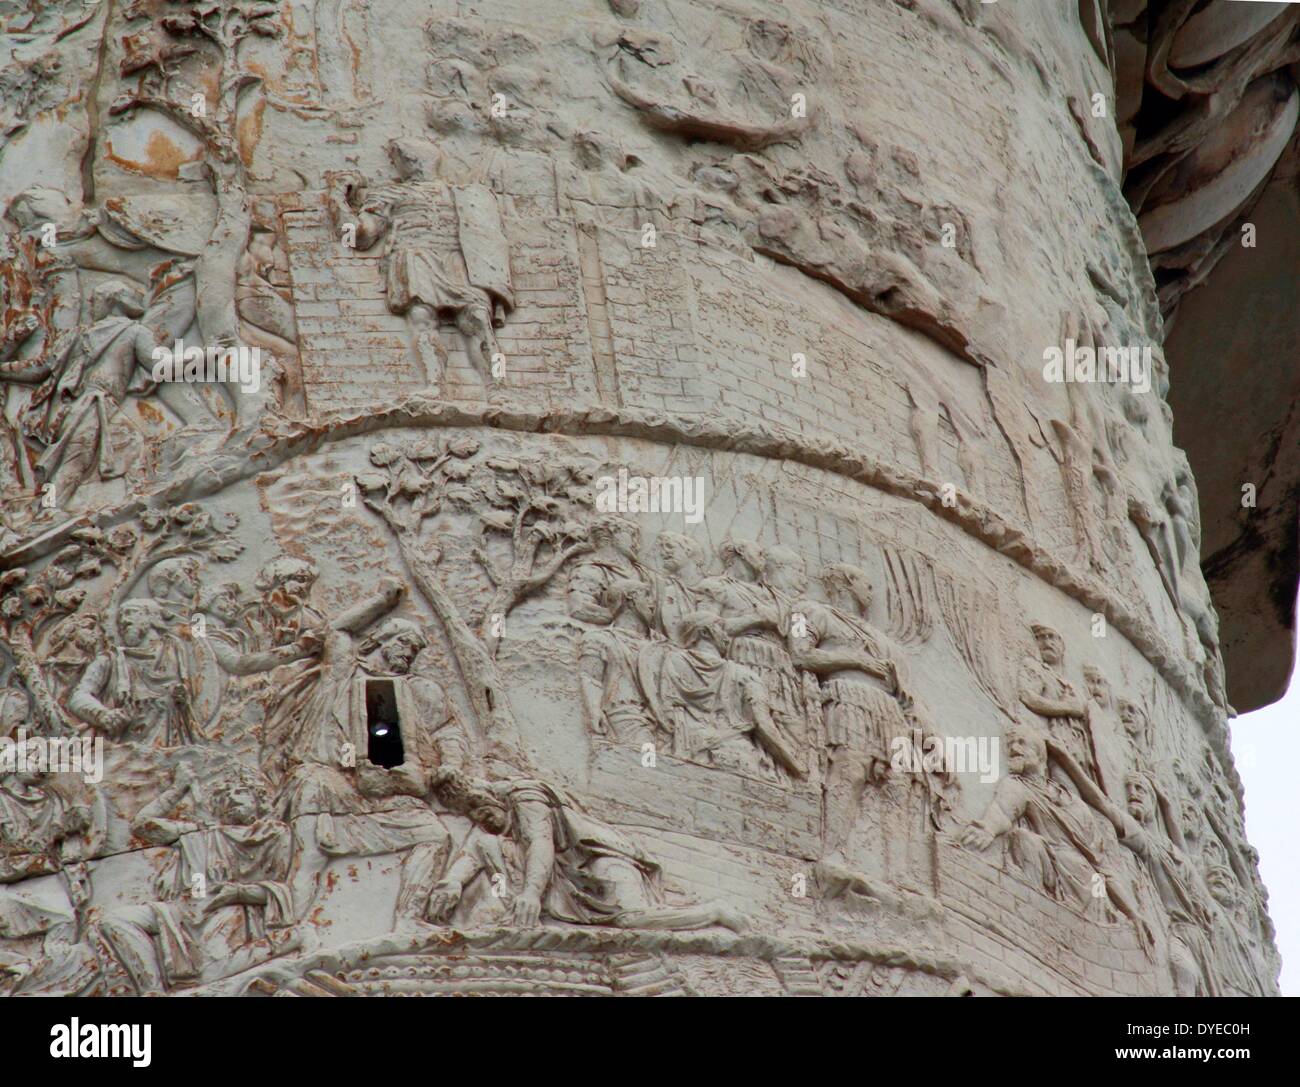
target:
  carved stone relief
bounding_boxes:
[0,0,1283,998]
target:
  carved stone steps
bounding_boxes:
[772,955,823,996]
[608,953,687,996]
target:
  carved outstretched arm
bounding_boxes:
[960,779,1025,846]
[440,847,486,893]
[792,645,893,683]
[331,577,404,634]
[427,835,490,921]
[1156,789,1190,853]
[1020,694,1083,718]
[210,637,314,676]
[569,597,617,625]
[1019,682,1086,719]
[1045,737,1133,841]
[512,540,597,608]
[131,778,199,846]
[722,606,780,638]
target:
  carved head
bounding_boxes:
[1118,698,1147,740]
[207,764,268,826]
[1125,771,1158,825]
[203,583,246,627]
[146,556,201,607]
[719,538,764,581]
[821,563,873,616]
[431,767,509,834]
[589,514,639,558]
[254,558,318,611]
[1179,798,1203,842]
[119,599,167,647]
[365,617,428,675]
[1204,864,1239,911]
[656,532,704,574]
[1202,832,1230,870]
[1005,725,1047,778]
[763,547,806,594]
[1081,664,1110,704]
[1031,624,1064,667]
[387,137,443,181]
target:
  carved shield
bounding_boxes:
[453,184,514,311]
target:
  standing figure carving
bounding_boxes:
[328,138,513,387]
[790,563,908,862]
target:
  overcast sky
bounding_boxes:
[1230,603,1299,996]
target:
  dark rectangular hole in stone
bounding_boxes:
[365,678,405,768]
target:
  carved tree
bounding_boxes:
[0,231,57,495]
[0,503,242,733]
[109,0,281,417]
[104,501,245,622]
[0,535,106,733]
[356,436,596,759]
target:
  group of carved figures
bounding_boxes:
[0,496,1272,996]
[0,181,303,538]
[561,517,1270,994]
[0,545,749,996]
[564,516,951,862]
[960,622,1272,996]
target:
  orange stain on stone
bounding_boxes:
[136,400,165,426]
[237,98,266,167]
[105,130,198,180]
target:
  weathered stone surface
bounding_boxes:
[0,0,1286,997]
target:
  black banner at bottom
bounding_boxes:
[0,995,1289,1075]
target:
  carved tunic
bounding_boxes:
[699,575,804,723]
[797,599,905,760]
[70,640,200,748]
[361,180,513,320]
[144,818,295,984]
[0,779,85,882]
[638,570,764,769]
[1019,656,1101,785]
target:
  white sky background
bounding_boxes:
[1230,602,1299,996]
